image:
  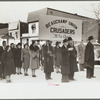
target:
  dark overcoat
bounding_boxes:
[1,51,16,76]
[84,42,94,69]
[0,46,3,62]
[11,48,16,64]
[43,44,54,73]
[15,48,22,67]
[68,44,78,72]
[61,45,70,75]
[54,46,61,67]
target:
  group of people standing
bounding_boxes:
[0,35,96,83]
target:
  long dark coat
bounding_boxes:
[0,46,3,62]
[0,46,4,78]
[68,44,78,72]
[43,44,54,73]
[1,51,16,76]
[54,46,61,67]
[11,48,16,64]
[15,48,22,67]
[84,42,94,69]
[61,45,70,75]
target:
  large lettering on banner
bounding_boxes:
[39,15,82,41]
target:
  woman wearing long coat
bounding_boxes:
[10,43,16,67]
[42,40,54,80]
[85,36,95,79]
[54,41,61,73]
[61,39,70,82]
[1,45,16,82]
[21,44,30,76]
[30,41,39,77]
[78,41,85,71]
[15,43,22,75]
[68,37,78,80]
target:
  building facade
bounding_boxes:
[8,21,28,45]
[25,7,99,44]
[0,23,8,45]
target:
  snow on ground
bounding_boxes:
[0,65,100,99]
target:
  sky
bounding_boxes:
[0,1,100,23]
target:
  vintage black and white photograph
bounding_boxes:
[0,1,100,99]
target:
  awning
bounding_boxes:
[0,28,8,36]
[1,33,15,39]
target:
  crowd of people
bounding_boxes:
[0,36,96,83]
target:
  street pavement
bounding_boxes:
[0,65,100,99]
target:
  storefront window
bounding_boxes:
[10,32,12,36]
[15,32,18,39]
[31,24,36,33]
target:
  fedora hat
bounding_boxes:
[68,37,73,41]
[63,39,68,43]
[87,36,94,40]
[56,41,61,46]
[17,43,22,46]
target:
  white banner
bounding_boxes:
[39,15,82,41]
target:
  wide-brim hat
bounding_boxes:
[87,36,94,40]
[68,37,73,41]
[32,40,35,44]
[63,39,68,43]
[17,43,22,46]
[56,41,61,45]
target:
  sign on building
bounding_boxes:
[39,15,82,41]
[29,22,39,36]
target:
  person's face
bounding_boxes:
[18,45,21,48]
[64,42,68,46]
[71,41,74,46]
[32,41,36,46]
[80,41,83,44]
[59,43,62,47]
[69,40,73,44]
[25,45,28,49]
[11,44,14,48]
[37,41,40,45]
[8,46,11,51]
[90,39,94,43]
[46,40,49,45]
[3,42,6,47]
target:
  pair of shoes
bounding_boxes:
[3,76,6,79]
[49,78,52,80]
[17,73,19,75]
[92,76,96,78]
[87,77,91,79]
[24,73,29,76]
[46,78,52,80]
[62,81,69,83]
[56,71,61,73]
[26,73,28,76]
[7,80,11,83]
[46,78,49,80]
[32,75,36,77]
[20,72,22,74]
[0,78,2,80]
[70,78,76,81]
